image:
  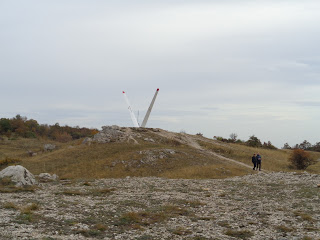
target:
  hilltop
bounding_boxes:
[1,126,320,179]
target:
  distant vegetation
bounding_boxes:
[282,140,320,152]
[0,115,98,142]
[213,134,277,150]
[213,133,320,153]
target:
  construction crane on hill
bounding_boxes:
[122,89,159,128]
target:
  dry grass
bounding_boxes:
[0,157,21,169]
[21,203,40,214]
[162,164,252,179]
[20,137,251,179]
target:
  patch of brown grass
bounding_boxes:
[3,202,19,210]
[225,229,253,239]
[117,204,190,228]
[21,203,40,214]
[0,178,37,193]
[275,225,294,232]
[294,211,314,222]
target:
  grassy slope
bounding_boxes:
[1,130,320,179]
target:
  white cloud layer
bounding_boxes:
[1,0,320,147]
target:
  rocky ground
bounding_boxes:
[0,172,319,240]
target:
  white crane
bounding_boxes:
[122,89,159,128]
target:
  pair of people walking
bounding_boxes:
[252,153,262,171]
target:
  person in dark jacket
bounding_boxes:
[256,153,262,171]
[252,153,257,170]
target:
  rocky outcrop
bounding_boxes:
[92,125,126,143]
[0,165,36,187]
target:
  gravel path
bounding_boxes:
[0,172,319,240]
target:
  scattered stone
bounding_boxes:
[44,144,56,151]
[0,165,36,187]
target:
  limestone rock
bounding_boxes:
[0,165,36,187]
[38,173,59,182]
[44,144,56,151]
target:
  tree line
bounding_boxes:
[213,134,277,150]
[0,115,98,142]
[282,140,320,152]
[213,133,320,153]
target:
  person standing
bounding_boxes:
[252,153,257,170]
[256,153,262,171]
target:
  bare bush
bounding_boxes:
[289,149,315,170]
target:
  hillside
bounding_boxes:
[1,127,320,179]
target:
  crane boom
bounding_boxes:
[122,91,139,127]
[141,88,159,128]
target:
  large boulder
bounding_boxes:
[0,165,36,187]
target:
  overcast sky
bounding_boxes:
[1,0,320,147]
